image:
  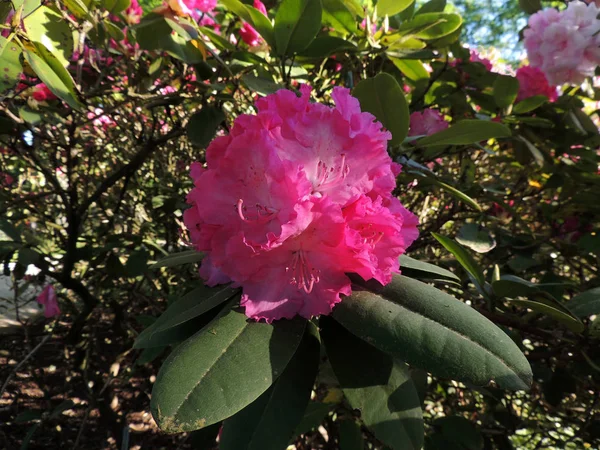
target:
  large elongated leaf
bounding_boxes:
[399,254,460,283]
[151,310,306,432]
[377,0,414,16]
[322,317,424,450]
[23,6,74,67]
[187,106,225,148]
[220,0,275,48]
[219,322,320,450]
[322,0,357,33]
[432,233,485,287]
[134,285,240,348]
[22,42,83,110]
[353,73,410,146]
[417,120,511,146]
[568,287,600,318]
[493,75,519,109]
[274,0,322,56]
[150,250,204,268]
[509,299,584,333]
[396,12,462,40]
[332,275,533,391]
[0,36,22,93]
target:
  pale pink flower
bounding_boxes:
[37,285,60,318]
[515,66,558,101]
[184,86,419,321]
[408,109,448,136]
[469,49,493,71]
[524,1,600,85]
[125,0,143,24]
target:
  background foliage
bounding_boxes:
[1,0,599,449]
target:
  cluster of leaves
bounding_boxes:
[1,0,599,449]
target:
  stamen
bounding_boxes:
[315,154,350,190]
[236,199,277,223]
[287,250,320,294]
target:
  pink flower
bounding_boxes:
[37,285,60,318]
[87,108,116,129]
[515,66,558,102]
[187,0,217,12]
[469,49,493,71]
[524,1,600,85]
[184,86,418,322]
[408,109,448,136]
[239,0,267,47]
[31,83,57,102]
[0,172,14,187]
[125,0,143,24]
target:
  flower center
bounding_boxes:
[286,250,320,294]
[314,154,350,190]
[359,224,384,247]
[236,199,277,223]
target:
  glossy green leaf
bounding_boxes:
[221,0,275,48]
[396,13,462,40]
[432,233,485,287]
[513,95,548,114]
[399,254,460,283]
[377,0,414,16]
[23,6,74,67]
[339,419,364,450]
[430,416,484,450]
[509,299,584,333]
[22,42,83,110]
[220,322,320,450]
[12,0,41,17]
[187,106,225,148]
[519,0,541,14]
[300,36,355,57]
[416,0,446,15]
[0,37,22,93]
[353,73,410,146]
[456,223,496,253]
[417,120,511,146]
[322,0,357,33]
[333,275,533,391]
[493,75,519,108]
[568,287,600,318]
[241,74,281,96]
[418,176,482,211]
[134,285,240,348]
[322,317,424,450]
[151,310,306,432]
[101,0,130,14]
[63,0,90,19]
[150,250,204,268]
[391,58,430,81]
[274,0,322,56]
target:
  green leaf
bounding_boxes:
[134,285,240,348]
[101,0,130,14]
[63,0,91,19]
[377,0,414,16]
[220,322,320,450]
[432,233,485,287]
[12,0,41,17]
[396,13,462,40]
[22,42,83,110]
[513,95,548,114]
[274,0,323,56]
[417,119,511,146]
[333,275,533,391]
[322,0,357,33]
[509,299,584,333]
[493,75,519,109]
[187,106,225,148]
[339,419,364,450]
[456,223,496,253]
[241,74,281,96]
[299,36,355,57]
[23,6,74,67]
[568,287,600,318]
[151,310,306,432]
[150,250,204,268]
[0,37,23,93]
[352,73,409,146]
[293,401,332,437]
[399,254,460,283]
[415,0,446,15]
[391,58,429,81]
[322,317,424,450]
[417,176,482,211]
[519,0,541,14]
[430,416,484,450]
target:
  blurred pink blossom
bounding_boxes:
[408,109,448,136]
[37,285,60,318]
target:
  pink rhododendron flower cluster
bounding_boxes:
[408,109,448,136]
[31,83,57,102]
[524,1,600,85]
[239,0,268,47]
[184,86,419,321]
[37,285,60,318]
[515,66,558,102]
[124,0,143,24]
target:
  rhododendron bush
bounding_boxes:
[1,0,599,449]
